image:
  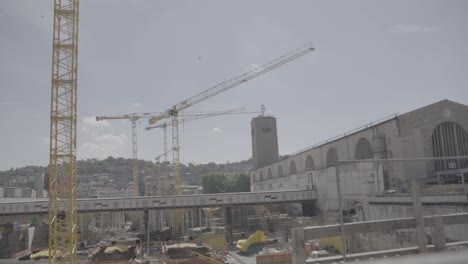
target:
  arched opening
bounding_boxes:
[277,165,284,177]
[259,171,264,181]
[432,122,468,171]
[289,160,297,175]
[326,147,338,167]
[267,168,273,179]
[252,172,256,182]
[305,155,315,171]
[355,138,373,160]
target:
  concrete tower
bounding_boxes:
[251,115,279,169]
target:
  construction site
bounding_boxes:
[1,1,468,264]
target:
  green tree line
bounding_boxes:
[201,173,250,194]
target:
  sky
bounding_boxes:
[1,0,467,170]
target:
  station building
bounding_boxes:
[249,99,468,213]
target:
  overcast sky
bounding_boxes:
[1,0,467,170]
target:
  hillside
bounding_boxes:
[0,156,253,188]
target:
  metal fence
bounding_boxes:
[292,156,468,263]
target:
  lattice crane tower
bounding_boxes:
[48,0,80,263]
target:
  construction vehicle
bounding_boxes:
[148,43,315,233]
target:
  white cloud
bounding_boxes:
[78,134,129,159]
[390,25,438,34]
[132,102,143,108]
[83,116,111,127]
[211,127,222,134]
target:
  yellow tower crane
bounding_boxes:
[149,43,315,233]
[95,113,163,196]
[95,109,246,196]
[146,108,262,196]
[48,0,80,263]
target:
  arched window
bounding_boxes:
[252,173,256,182]
[432,122,468,171]
[355,138,373,160]
[267,168,273,179]
[326,147,338,167]
[277,165,284,178]
[305,155,315,171]
[259,171,264,181]
[289,160,297,175]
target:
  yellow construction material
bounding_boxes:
[104,246,129,254]
[31,250,56,260]
[236,230,266,252]
[320,236,346,254]
[201,233,227,250]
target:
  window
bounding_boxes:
[326,147,338,167]
[305,155,315,171]
[289,160,297,175]
[355,138,373,160]
[432,122,468,171]
[277,165,284,177]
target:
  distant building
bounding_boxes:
[35,174,45,190]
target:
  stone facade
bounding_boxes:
[250,100,468,214]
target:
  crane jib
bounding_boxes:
[170,43,314,114]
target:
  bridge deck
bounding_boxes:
[0,189,316,215]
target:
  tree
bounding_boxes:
[202,173,227,194]
[231,173,250,192]
[202,173,250,194]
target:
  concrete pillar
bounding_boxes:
[225,207,233,244]
[291,228,306,264]
[432,215,446,251]
[144,210,150,254]
[411,180,427,253]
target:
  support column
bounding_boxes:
[292,228,305,264]
[411,180,427,253]
[225,207,233,244]
[144,210,150,254]
[335,163,347,260]
[432,215,446,251]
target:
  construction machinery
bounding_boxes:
[148,43,315,233]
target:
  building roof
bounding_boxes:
[255,99,467,170]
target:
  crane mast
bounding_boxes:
[146,108,255,196]
[48,1,80,263]
[131,117,139,195]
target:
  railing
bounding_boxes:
[291,212,468,264]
